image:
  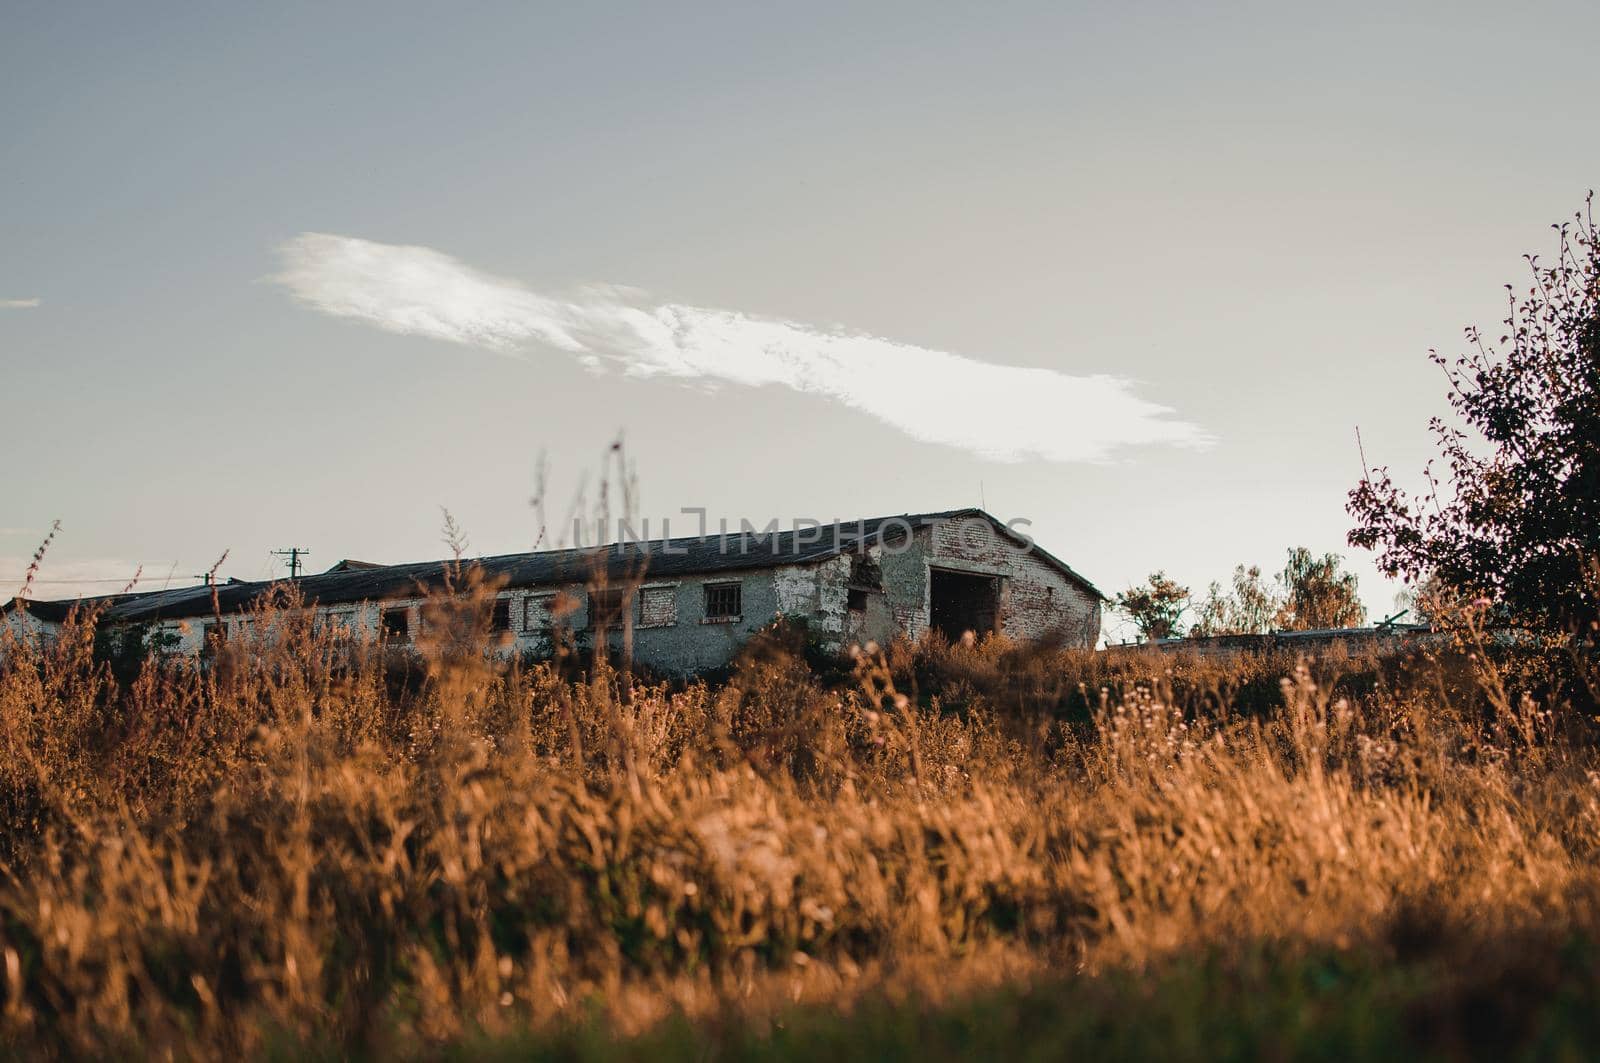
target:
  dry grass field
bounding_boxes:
[3,581,1599,1059]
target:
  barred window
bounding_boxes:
[381,607,409,641]
[703,582,742,620]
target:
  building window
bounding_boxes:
[638,585,677,628]
[381,606,410,641]
[587,586,633,630]
[490,597,511,632]
[703,581,742,621]
[315,609,356,634]
[848,552,879,614]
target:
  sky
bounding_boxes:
[3,2,1597,639]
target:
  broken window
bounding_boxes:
[315,609,356,634]
[198,621,227,661]
[848,552,881,613]
[850,552,882,588]
[703,581,742,621]
[490,597,511,632]
[381,606,410,641]
[587,586,633,630]
[929,569,999,642]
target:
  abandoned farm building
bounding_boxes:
[6,510,1103,673]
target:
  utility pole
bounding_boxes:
[271,547,310,579]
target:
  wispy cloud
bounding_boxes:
[2,557,171,601]
[272,233,1209,463]
[0,298,41,309]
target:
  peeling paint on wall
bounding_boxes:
[773,566,819,618]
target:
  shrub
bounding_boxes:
[1,577,1597,1056]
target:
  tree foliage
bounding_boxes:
[1189,552,1366,636]
[1115,571,1190,641]
[1273,547,1366,631]
[1191,565,1279,637]
[1349,194,1600,636]
[1390,570,1465,628]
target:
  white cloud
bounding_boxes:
[272,233,1210,463]
[0,298,41,309]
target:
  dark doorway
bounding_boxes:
[929,569,999,641]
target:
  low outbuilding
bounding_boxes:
[5,509,1102,672]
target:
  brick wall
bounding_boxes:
[919,514,1101,646]
[638,585,676,628]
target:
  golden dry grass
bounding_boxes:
[1,582,1597,1058]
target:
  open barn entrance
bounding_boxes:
[929,569,999,642]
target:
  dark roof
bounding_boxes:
[325,559,384,573]
[20,509,1103,624]
[5,584,231,625]
[6,592,136,624]
[4,578,253,625]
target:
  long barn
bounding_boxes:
[6,509,1102,672]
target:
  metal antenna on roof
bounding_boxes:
[271,547,310,579]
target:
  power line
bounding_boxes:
[271,547,310,579]
[3,575,205,585]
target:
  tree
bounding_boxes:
[1349,194,1600,637]
[1190,564,1281,636]
[1391,570,1462,628]
[1275,547,1366,631]
[1115,571,1190,641]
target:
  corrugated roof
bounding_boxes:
[15,509,1103,624]
[6,592,133,624]
[325,559,384,572]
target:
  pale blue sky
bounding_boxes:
[3,2,1597,635]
